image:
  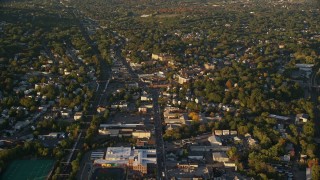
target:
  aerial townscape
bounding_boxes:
[0,0,320,179]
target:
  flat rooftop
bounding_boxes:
[105,147,132,161]
[100,124,145,128]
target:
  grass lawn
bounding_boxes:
[1,159,55,180]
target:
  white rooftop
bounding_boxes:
[132,149,157,166]
[105,147,132,161]
[94,147,157,167]
[208,135,222,146]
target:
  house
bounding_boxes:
[300,154,307,163]
[296,113,309,123]
[14,120,30,131]
[214,130,223,136]
[177,75,190,85]
[282,154,290,162]
[204,63,215,70]
[48,132,66,138]
[212,152,229,162]
[164,114,187,125]
[230,131,237,136]
[38,106,47,112]
[164,107,178,118]
[141,94,152,101]
[136,138,156,148]
[64,69,71,75]
[163,107,187,125]
[151,53,172,62]
[151,53,164,61]
[74,112,83,120]
[61,109,72,118]
[111,101,128,110]
[127,82,139,89]
[295,64,314,72]
[129,62,142,70]
[244,133,251,138]
[138,107,147,114]
[97,106,106,113]
[233,136,241,143]
[222,130,230,135]
[247,137,257,146]
[208,135,222,146]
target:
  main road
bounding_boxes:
[110,32,168,179]
[152,90,167,180]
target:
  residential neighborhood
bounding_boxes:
[0,0,320,180]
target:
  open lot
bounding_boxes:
[1,159,55,180]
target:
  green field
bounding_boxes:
[1,159,55,180]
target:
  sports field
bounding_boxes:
[1,159,55,180]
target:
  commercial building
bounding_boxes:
[98,124,150,138]
[128,149,157,174]
[94,147,157,175]
[105,147,132,163]
[132,130,151,139]
[189,145,230,152]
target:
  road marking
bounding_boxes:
[80,162,89,180]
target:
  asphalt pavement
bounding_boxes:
[152,90,167,180]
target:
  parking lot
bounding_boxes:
[167,165,210,179]
[109,112,153,125]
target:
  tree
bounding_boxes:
[289,124,299,137]
[189,112,200,121]
[20,97,36,109]
[312,163,320,180]
[303,122,315,138]
[199,124,207,132]
[237,125,248,136]
[70,158,80,178]
[207,92,222,103]
[227,147,238,161]
[225,79,233,89]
